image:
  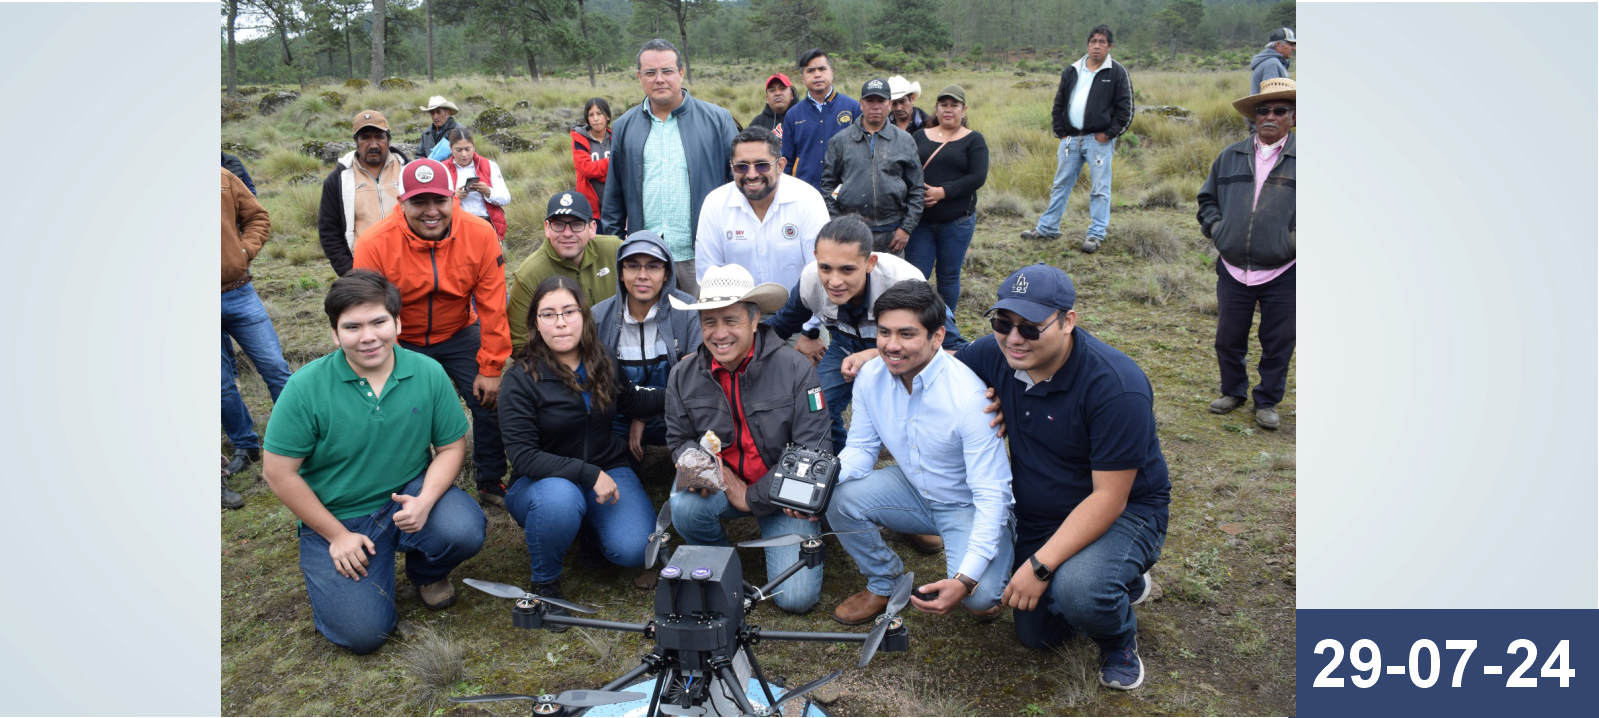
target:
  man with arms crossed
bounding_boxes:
[263,271,486,655]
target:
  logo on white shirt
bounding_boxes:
[782,223,798,240]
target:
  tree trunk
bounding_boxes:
[499,25,512,78]
[426,0,435,83]
[343,10,354,79]
[675,8,691,83]
[226,0,238,98]
[371,0,387,86]
[579,0,595,87]
[1169,35,1177,63]
[526,49,539,81]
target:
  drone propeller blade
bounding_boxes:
[654,499,673,534]
[738,528,878,549]
[777,670,842,706]
[645,534,665,569]
[884,571,915,617]
[534,594,598,614]
[858,618,890,668]
[463,578,528,600]
[644,500,674,568]
[554,689,649,707]
[448,693,538,704]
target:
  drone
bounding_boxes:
[451,501,917,716]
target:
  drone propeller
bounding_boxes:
[644,500,673,568]
[462,578,598,614]
[858,572,914,668]
[743,670,843,717]
[448,689,646,707]
[736,528,876,549]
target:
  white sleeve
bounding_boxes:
[487,161,511,206]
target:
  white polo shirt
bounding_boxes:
[694,174,829,292]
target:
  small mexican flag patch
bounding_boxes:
[806,387,825,412]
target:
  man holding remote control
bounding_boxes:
[824,281,1015,627]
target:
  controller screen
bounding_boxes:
[777,478,816,504]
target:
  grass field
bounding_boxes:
[222,64,1295,716]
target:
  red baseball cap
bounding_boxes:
[766,73,792,88]
[398,159,452,201]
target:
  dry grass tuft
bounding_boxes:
[396,622,467,708]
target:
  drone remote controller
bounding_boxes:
[768,443,840,516]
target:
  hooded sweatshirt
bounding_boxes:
[592,232,703,395]
[1249,47,1292,94]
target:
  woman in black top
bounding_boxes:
[908,85,990,310]
[497,276,664,614]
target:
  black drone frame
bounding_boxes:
[450,501,916,717]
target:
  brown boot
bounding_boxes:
[968,604,1004,623]
[418,579,456,610]
[908,534,944,555]
[633,569,661,590]
[832,589,890,626]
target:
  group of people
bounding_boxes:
[220,28,1295,694]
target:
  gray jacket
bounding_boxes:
[664,325,830,518]
[1249,47,1291,93]
[819,120,925,234]
[599,90,740,249]
[419,116,465,159]
[593,232,702,369]
[1197,133,1296,271]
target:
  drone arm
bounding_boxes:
[753,629,869,644]
[598,659,658,692]
[714,661,759,716]
[754,558,810,600]
[540,615,652,634]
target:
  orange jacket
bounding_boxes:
[221,168,270,292]
[352,208,510,377]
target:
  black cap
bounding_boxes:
[860,78,891,100]
[1268,27,1296,45]
[546,191,593,222]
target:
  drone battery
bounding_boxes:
[769,444,840,515]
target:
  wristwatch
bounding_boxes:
[802,327,821,340]
[1028,555,1055,582]
[953,573,979,596]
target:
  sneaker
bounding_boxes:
[1255,406,1281,431]
[478,481,507,511]
[418,579,456,610]
[1130,572,1154,606]
[1020,229,1059,241]
[222,478,245,510]
[225,447,261,477]
[531,580,571,632]
[1099,634,1145,690]
[1208,395,1246,414]
[1080,236,1103,254]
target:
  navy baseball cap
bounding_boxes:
[619,231,671,264]
[546,190,593,222]
[989,263,1075,322]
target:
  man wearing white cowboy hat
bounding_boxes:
[663,263,832,614]
[1197,77,1296,431]
[418,96,464,160]
[888,75,928,135]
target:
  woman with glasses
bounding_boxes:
[496,276,664,619]
[572,98,613,218]
[908,85,989,311]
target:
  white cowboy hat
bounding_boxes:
[669,264,788,314]
[887,76,922,101]
[420,96,460,114]
[1233,77,1295,118]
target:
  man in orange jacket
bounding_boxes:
[354,158,512,507]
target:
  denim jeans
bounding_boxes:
[298,471,487,654]
[668,489,823,613]
[1034,135,1116,239]
[400,323,506,489]
[826,466,1015,609]
[904,214,977,310]
[504,466,656,584]
[1012,511,1165,652]
[221,282,292,451]
[817,330,872,452]
[1215,263,1297,409]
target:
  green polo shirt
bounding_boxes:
[263,346,470,520]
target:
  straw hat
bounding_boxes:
[420,96,460,114]
[669,264,788,314]
[1232,77,1296,118]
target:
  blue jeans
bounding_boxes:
[904,214,977,310]
[817,331,871,452]
[1012,511,1165,652]
[221,282,292,452]
[826,466,1014,609]
[400,323,506,489]
[504,467,655,584]
[298,472,487,654]
[1034,135,1116,239]
[668,490,823,614]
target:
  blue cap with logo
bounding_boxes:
[989,263,1075,323]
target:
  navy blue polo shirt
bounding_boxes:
[956,328,1170,555]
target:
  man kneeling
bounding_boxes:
[262,270,486,654]
[826,281,1015,625]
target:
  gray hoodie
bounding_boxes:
[593,231,703,392]
[1250,47,1291,94]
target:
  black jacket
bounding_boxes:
[498,350,666,490]
[316,147,410,276]
[748,105,784,134]
[419,116,464,159]
[1051,58,1134,139]
[1197,133,1296,270]
[222,153,256,195]
[664,325,830,517]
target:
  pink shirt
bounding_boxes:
[1221,134,1294,285]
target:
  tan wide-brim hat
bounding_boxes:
[1233,77,1296,118]
[669,264,788,314]
[420,96,460,114]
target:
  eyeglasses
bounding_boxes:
[731,161,774,176]
[536,308,582,325]
[641,67,678,80]
[547,218,589,232]
[990,312,1062,341]
[622,261,667,273]
[1255,105,1294,117]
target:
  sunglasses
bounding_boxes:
[547,218,589,232]
[990,312,1063,341]
[731,161,774,175]
[1255,105,1294,117]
